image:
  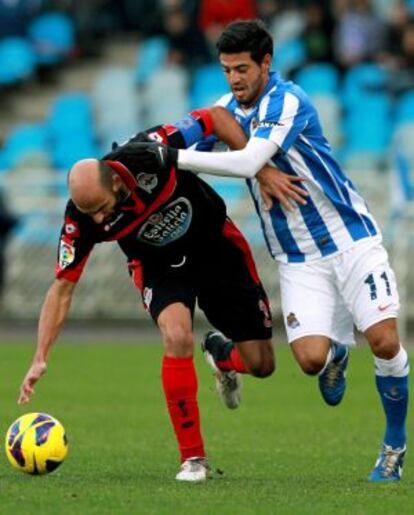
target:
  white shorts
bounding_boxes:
[279,238,400,345]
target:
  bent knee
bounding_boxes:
[297,356,326,376]
[370,334,400,359]
[249,359,275,378]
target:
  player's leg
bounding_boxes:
[129,259,208,481]
[339,239,407,481]
[280,259,353,406]
[157,303,209,481]
[198,219,274,408]
[364,319,408,481]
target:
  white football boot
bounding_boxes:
[175,457,210,482]
[202,331,242,409]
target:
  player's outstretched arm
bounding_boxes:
[18,278,76,404]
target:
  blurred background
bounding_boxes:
[0,0,413,339]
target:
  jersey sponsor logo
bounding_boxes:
[137,173,158,193]
[59,239,75,269]
[137,197,192,246]
[257,120,284,129]
[286,312,300,329]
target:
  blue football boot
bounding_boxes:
[369,444,406,482]
[318,346,349,406]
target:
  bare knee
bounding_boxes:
[237,340,275,378]
[297,356,326,376]
[365,319,400,359]
[248,357,275,378]
[157,304,194,357]
[291,337,331,376]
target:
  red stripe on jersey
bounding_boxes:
[128,259,144,292]
[55,250,92,282]
[107,166,177,241]
[105,159,137,189]
[223,219,260,285]
[189,109,214,136]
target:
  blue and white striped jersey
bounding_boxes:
[201,71,380,264]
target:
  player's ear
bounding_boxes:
[111,173,123,193]
[262,54,272,73]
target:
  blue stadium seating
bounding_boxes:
[48,93,97,169]
[28,12,75,65]
[52,136,98,170]
[48,92,93,136]
[190,64,228,109]
[395,92,414,127]
[274,39,305,77]
[342,63,387,108]
[0,37,35,85]
[1,123,50,169]
[295,64,339,96]
[135,36,169,85]
[344,94,392,156]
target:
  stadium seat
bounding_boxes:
[395,92,414,127]
[28,12,75,65]
[342,63,388,108]
[145,66,188,126]
[343,94,391,156]
[295,64,339,96]
[52,135,99,170]
[1,123,51,169]
[135,36,169,85]
[190,64,228,109]
[48,92,94,138]
[93,67,142,145]
[0,37,35,85]
[274,39,306,78]
[47,93,97,169]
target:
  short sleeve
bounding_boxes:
[55,204,95,282]
[253,91,309,153]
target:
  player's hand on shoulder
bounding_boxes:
[103,136,178,173]
[18,360,47,405]
[131,142,178,172]
[102,131,151,160]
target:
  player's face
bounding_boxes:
[219,52,271,108]
[84,193,118,225]
[75,179,124,225]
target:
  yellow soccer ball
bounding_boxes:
[5,412,68,475]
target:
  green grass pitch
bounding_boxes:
[0,341,412,514]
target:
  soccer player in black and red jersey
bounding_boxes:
[17,107,282,482]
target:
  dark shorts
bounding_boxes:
[129,219,272,342]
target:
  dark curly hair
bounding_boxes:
[216,20,273,64]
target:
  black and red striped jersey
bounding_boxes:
[55,109,227,283]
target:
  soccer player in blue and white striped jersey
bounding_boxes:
[133,20,409,482]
